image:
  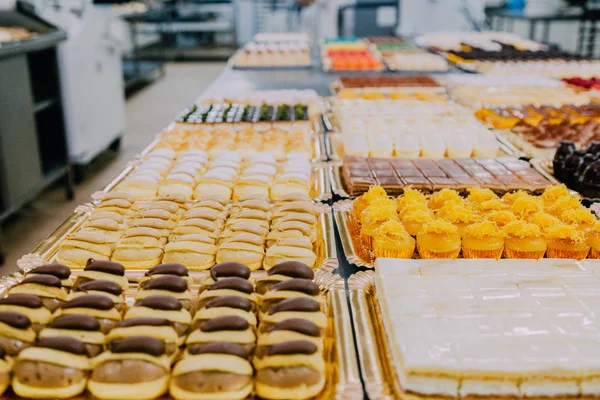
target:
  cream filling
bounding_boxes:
[520,380,579,397]
[582,378,600,396]
[397,368,458,397]
[459,379,520,397]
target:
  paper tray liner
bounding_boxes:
[0,269,360,400]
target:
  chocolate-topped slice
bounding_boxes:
[110,335,165,357]
[141,275,188,293]
[188,341,251,359]
[62,294,115,310]
[210,262,251,281]
[266,318,321,337]
[269,298,320,314]
[146,263,189,277]
[85,259,125,276]
[209,277,253,294]
[49,314,101,331]
[205,296,252,311]
[0,311,31,329]
[19,274,62,288]
[264,340,318,356]
[271,279,320,295]
[120,317,171,328]
[77,280,123,296]
[267,261,314,279]
[135,295,182,311]
[200,316,249,332]
[0,294,43,308]
[37,336,88,355]
[29,263,71,280]
[0,345,6,359]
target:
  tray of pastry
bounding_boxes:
[330,156,553,199]
[330,75,446,94]
[17,191,338,279]
[334,183,597,267]
[349,258,600,400]
[0,258,361,400]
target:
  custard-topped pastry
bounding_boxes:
[545,224,590,260]
[501,190,529,206]
[0,294,52,333]
[396,188,428,213]
[360,204,399,249]
[8,274,68,312]
[503,220,546,259]
[416,219,461,259]
[462,221,504,259]
[40,314,105,356]
[373,219,416,259]
[474,198,509,213]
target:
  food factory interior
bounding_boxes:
[0,0,600,398]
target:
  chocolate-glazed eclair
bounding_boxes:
[0,346,12,395]
[139,263,194,287]
[200,262,252,290]
[25,263,73,289]
[88,336,170,400]
[260,278,322,313]
[108,318,178,358]
[125,295,192,343]
[0,311,35,355]
[54,295,121,334]
[255,261,315,295]
[136,275,195,314]
[259,298,326,333]
[192,296,257,330]
[170,341,253,400]
[56,231,112,269]
[254,340,325,400]
[186,316,256,356]
[70,280,126,312]
[197,277,258,310]
[13,337,91,399]
[72,259,128,291]
[40,314,105,356]
[0,294,52,333]
[8,274,68,312]
[257,319,324,354]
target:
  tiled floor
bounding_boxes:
[0,62,226,275]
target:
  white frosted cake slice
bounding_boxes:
[374,258,600,398]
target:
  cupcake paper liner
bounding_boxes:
[462,247,503,260]
[503,248,546,259]
[589,248,600,259]
[374,247,415,259]
[417,245,460,259]
[546,247,590,260]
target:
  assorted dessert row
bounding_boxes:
[321,38,383,71]
[57,191,319,271]
[331,100,499,159]
[336,89,447,102]
[553,141,600,199]
[341,156,551,196]
[450,84,589,107]
[416,31,545,53]
[113,148,313,201]
[177,103,310,125]
[348,184,600,262]
[336,75,441,89]
[232,32,311,68]
[0,259,328,399]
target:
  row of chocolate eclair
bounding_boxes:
[0,259,326,399]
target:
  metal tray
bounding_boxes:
[333,200,373,268]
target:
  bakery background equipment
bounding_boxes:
[29,0,127,180]
[0,1,73,264]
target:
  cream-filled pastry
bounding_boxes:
[72,259,128,291]
[264,237,316,270]
[88,336,170,400]
[112,228,164,270]
[182,208,226,226]
[80,218,122,249]
[136,275,194,314]
[95,197,136,218]
[266,226,308,249]
[226,209,270,229]
[40,314,106,356]
[259,297,326,332]
[190,199,227,214]
[192,296,257,330]
[0,346,11,395]
[255,261,314,295]
[158,173,196,199]
[53,295,121,334]
[260,278,322,313]
[218,222,269,246]
[126,220,170,245]
[193,176,235,200]
[197,277,257,310]
[257,318,324,352]
[170,342,253,400]
[230,198,271,214]
[164,234,218,271]
[56,231,112,269]
[8,275,68,312]
[13,337,90,399]
[272,201,317,219]
[140,263,193,287]
[69,280,126,312]
[107,318,179,357]
[116,175,159,200]
[126,295,192,342]
[276,191,312,203]
[216,233,265,271]
[170,218,223,240]
[25,263,73,289]
[89,211,126,228]
[186,316,256,356]
[270,177,311,201]
[199,262,252,290]
[0,311,35,355]
[0,294,52,333]
[148,199,183,217]
[137,208,178,230]
[233,175,271,200]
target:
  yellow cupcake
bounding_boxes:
[476,198,509,213]
[462,221,504,259]
[398,202,430,219]
[502,221,547,259]
[560,208,597,231]
[437,205,479,235]
[373,220,416,259]
[353,185,388,219]
[417,219,461,259]
[541,184,571,207]
[360,198,397,225]
[587,221,600,259]
[545,223,590,260]
[511,195,543,220]
[546,195,582,217]
[528,212,562,234]
[466,188,498,203]
[360,206,398,249]
[396,188,428,214]
[428,189,462,211]
[501,190,529,206]
[402,209,435,236]
[485,210,518,228]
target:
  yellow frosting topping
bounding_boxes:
[546,195,582,216]
[360,205,398,229]
[545,223,586,243]
[363,185,388,203]
[485,210,517,227]
[467,188,498,203]
[437,205,478,224]
[374,220,410,242]
[529,212,561,231]
[503,220,541,238]
[542,184,571,205]
[421,219,459,235]
[560,208,597,226]
[396,188,428,208]
[589,220,600,235]
[463,221,503,239]
[502,190,530,205]
[511,196,543,218]
[402,209,434,224]
[428,189,462,210]
[476,199,509,212]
